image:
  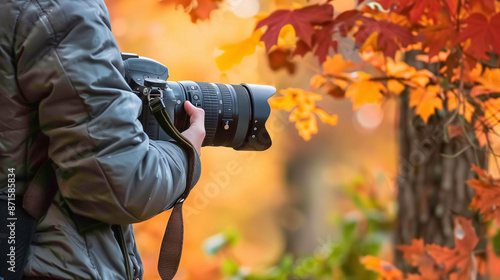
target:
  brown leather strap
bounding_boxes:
[23,160,58,220]
[150,96,198,280]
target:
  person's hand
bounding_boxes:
[181,101,205,156]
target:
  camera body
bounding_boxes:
[122,53,275,151]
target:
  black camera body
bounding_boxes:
[121,53,275,151]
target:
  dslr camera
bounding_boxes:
[122,53,275,151]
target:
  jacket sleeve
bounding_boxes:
[14,0,201,224]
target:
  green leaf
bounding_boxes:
[222,258,240,276]
[492,228,500,256]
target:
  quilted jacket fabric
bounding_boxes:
[0,0,201,279]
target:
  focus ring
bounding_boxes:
[196,82,218,146]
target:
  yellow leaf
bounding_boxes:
[215,29,262,72]
[476,68,500,93]
[385,60,416,79]
[483,98,500,128]
[409,85,443,123]
[322,54,356,77]
[314,108,338,125]
[277,24,297,48]
[310,74,326,89]
[271,88,337,140]
[361,256,403,280]
[291,113,318,141]
[360,48,385,68]
[388,79,405,95]
[345,78,385,110]
[360,31,378,53]
[446,91,475,122]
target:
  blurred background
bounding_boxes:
[104,0,401,279]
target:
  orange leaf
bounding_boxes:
[468,165,500,223]
[215,30,262,72]
[322,54,356,77]
[387,80,405,95]
[426,217,479,280]
[446,91,475,123]
[361,256,403,280]
[409,85,443,123]
[397,239,444,280]
[162,0,223,22]
[397,239,425,267]
[271,88,337,140]
[310,74,326,89]
[345,72,386,110]
[475,68,500,94]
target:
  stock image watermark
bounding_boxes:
[6,168,17,273]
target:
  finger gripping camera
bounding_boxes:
[122,53,275,151]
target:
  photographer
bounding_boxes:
[0,0,204,279]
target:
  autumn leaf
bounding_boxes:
[409,85,443,123]
[460,13,500,60]
[255,3,334,51]
[215,30,262,72]
[345,72,386,110]
[294,22,338,63]
[354,18,416,58]
[468,164,500,223]
[361,256,403,280]
[322,54,356,81]
[448,125,465,139]
[447,90,475,123]
[161,0,222,22]
[310,74,326,89]
[397,239,444,280]
[421,13,458,57]
[398,239,426,267]
[469,0,496,15]
[473,68,500,95]
[268,48,296,74]
[384,60,430,92]
[407,0,442,23]
[426,217,479,280]
[334,10,364,37]
[270,88,337,140]
[473,98,500,146]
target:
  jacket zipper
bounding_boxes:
[112,225,133,280]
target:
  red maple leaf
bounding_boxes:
[408,0,442,23]
[376,0,444,23]
[460,12,500,59]
[293,22,337,63]
[421,13,458,57]
[255,3,334,50]
[354,18,415,58]
[426,217,479,280]
[334,10,364,37]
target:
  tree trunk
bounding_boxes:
[395,52,487,271]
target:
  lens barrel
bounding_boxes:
[169,81,274,151]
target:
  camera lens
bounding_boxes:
[122,54,275,151]
[168,81,275,151]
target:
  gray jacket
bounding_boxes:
[0,0,201,279]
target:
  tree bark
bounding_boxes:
[395,51,486,271]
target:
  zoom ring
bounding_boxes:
[217,84,233,119]
[196,82,219,146]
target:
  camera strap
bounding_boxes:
[149,96,200,280]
